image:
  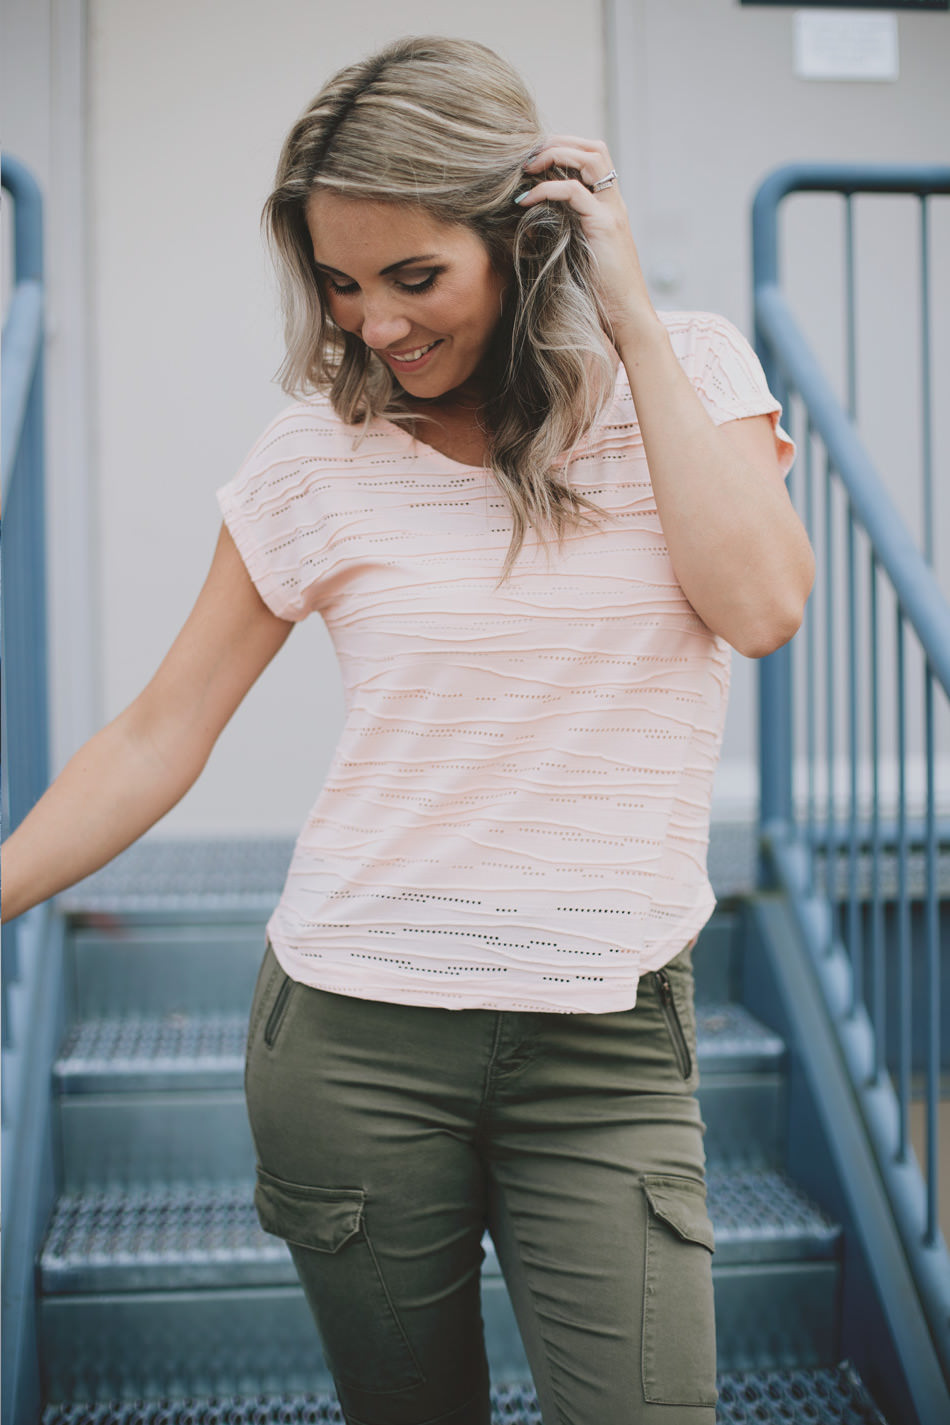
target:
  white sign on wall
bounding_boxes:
[794,10,900,79]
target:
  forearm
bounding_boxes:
[1,704,208,922]
[1,525,294,924]
[619,318,813,657]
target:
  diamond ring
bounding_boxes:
[589,169,618,193]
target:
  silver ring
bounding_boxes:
[589,168,618,193]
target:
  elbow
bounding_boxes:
[729,545,815,660]
[730,589,811,660]
[732,616,800,660]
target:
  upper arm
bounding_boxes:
[129,523,294,762]
[715,412,793,496]
[715,412,815,639]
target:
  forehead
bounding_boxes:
[305,192,484,269]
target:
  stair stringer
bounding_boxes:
[742,892,947,1425]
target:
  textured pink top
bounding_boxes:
[218,311,794,1012]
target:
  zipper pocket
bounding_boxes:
[654,969,692,1079]
[264,975,294,1047]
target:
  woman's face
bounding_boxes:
[305,193,506,402]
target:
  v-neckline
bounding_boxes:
[373,414,490,473]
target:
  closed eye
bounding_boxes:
[322,269,442,297]
[397,270,440,294]
[325,277,359,296]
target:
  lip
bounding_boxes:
[379,339,443,373]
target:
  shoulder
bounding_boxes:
[605,311,755,415]
[240,393,352,466]
[224,393,405,499]
[656,309,753,365]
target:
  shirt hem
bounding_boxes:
[262,890,715,1014]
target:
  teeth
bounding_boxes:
[389,342,437,363]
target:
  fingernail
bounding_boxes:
[513,190,530,204]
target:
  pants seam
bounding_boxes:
[472,1012,505,1141]
[491,1193,569,1425]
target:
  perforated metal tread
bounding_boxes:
[39,1361,889,1423]
[54,1015,249,1093]
[59,839,296,920]
[54,1000,785,1094]
[705,1165,839,1262]
[695,1002,785,1072]
[40,1166,839,1293]
[59,824,760,918]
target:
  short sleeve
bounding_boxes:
[671,311,796,479]
[216,402,338,622]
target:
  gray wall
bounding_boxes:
[6,0,949,834]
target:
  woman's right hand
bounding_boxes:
[1,525,292,922]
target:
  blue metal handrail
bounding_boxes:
[1,154,53,1425]
[755,163,950,1381]
[2,154,50,833]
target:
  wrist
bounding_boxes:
[614,309,668,366]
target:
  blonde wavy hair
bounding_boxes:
[263,35,617,578]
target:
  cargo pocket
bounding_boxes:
[641,1174,717,1408]
[254,1166,425,1393]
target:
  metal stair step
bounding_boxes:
[67,926,268,1019]
[41,1261,841,1400]
[66,918,747,1018]
[54,1015,249,1093]
[705,1165,840,1263]
[695,1003,786,1073]
[40,1166,839,1295]
[54,1002,785,1095]
[56,828,759,919]
[38,1362,889,1422]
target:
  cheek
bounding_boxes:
[436,287,497,343]
[323,292,357,333]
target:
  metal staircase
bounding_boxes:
[6,157,949,1425]
[29,834,890,1423]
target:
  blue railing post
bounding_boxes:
[753,170,794,875]
[1,153,52,1425]
[2,154,50,832]
[752,162,950,1392]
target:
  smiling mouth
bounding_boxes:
[386,341,441,364]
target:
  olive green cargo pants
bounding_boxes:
[245,943,716,1425]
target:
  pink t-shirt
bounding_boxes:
[218,311,794,1012]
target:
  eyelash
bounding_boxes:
[325,271,441,297]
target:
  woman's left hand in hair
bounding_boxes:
[519,137,814,661]
[518,137,655,351]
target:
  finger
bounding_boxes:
[523,146,617,190]
[514,178,602,214]
[525,136,612,171]
[527,134,610,159]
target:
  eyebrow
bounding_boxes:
[314,254,441,279]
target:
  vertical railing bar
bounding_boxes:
[786,398,801,860]
[919,195,934,567]
[923,663,939,1246]
[896,611,912,1164]
[804,415,818,896]
[844,192,857,420]
[824,455,838,930]
[753,162,950,1389]
[846,505,861,1012]
[869,553,885,1083]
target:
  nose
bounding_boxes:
[358,291,413,351]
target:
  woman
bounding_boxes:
[3,35,812,1425]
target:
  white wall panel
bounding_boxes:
[606,0,950,815]
[75,0,950,833]
[87,0,604,834]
